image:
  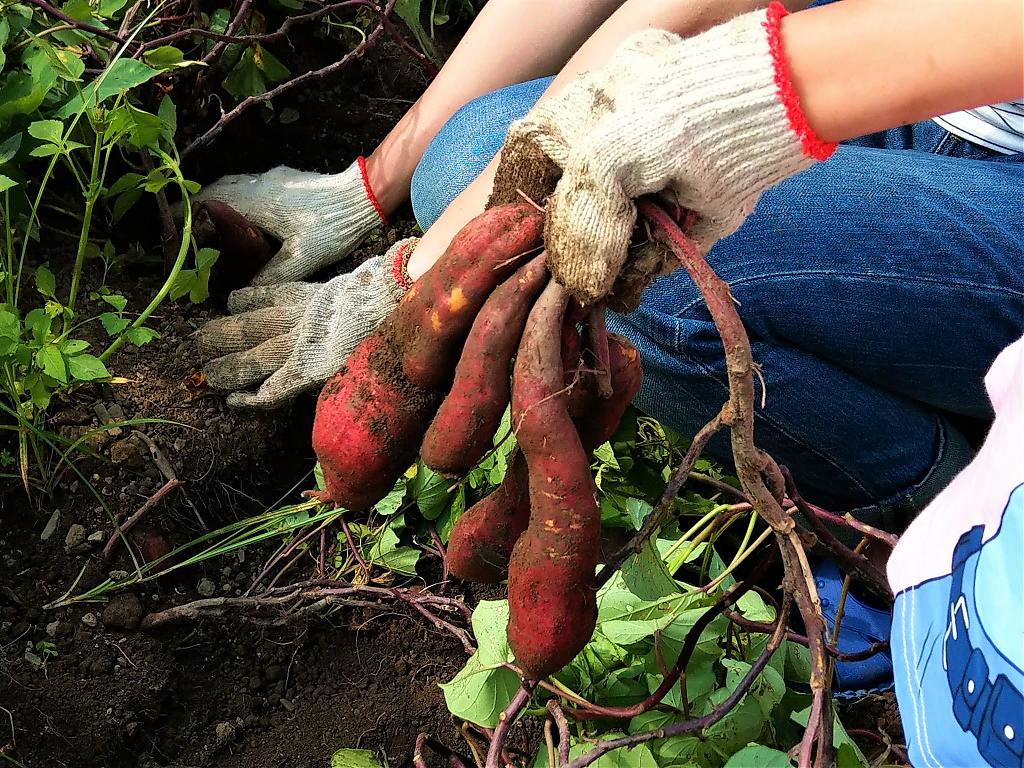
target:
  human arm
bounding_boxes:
[195,0,625,286]
[408,0,1023,294]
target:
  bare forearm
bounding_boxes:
[366,0,625,212]
[785,0,1024,142]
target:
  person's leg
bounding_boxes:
[411,77,554,231]
[609,144,1023,526]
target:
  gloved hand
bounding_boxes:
[494,2,836,306]
[193,158,387,286]
[196,238,417,408]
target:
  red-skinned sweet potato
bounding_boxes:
[313,204,543,511]
[313,334,440,510]
[393,204,543,391]
[420,256,548,475]
[447,332,642,584]
[445,449,530,583]
[506,281,601,679]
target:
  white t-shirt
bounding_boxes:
[933,101,1024,154]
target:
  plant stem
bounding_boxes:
[100,151,190,361]
[65,128,104,321]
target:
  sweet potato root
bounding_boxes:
[420,256,548,475]
[393,204,544,391]
[445,449,530,583]
[507,281,601,679]
[448,332,642,584]
[313,204,542,511]
[313,334,440,510]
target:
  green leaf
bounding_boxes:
[36,345,66,383]
[625,497,651,530]
[99,312,130,336]
[67,353,109,381]
[365,522,419,576]
[25,307,52,342]
[34,265,56,297]
[0,174,16,193]
[0,56,58,123]
[254,44,290,81]
[143,45,185,68]
[29,376,52,410]
[98,0,130,17]
[62,0,94,22]
[196,246,219,272]
[411,462,451,520]
[563,738,660,768]
[28,144,60,158]
[158,94,177,136]
[100,293,127,311]
[112,188,143,221]
[0,133,23,165]
[106,172,144,197]
[169,269,197,301]
[374,476,407,516]
[723,745,793,768]
[126,326,159,346]
[60,339,89,355]
[620,537,679,600]
[0,308,20,339]
[58,59,158,117]
[223,48,267,99]
[107,103,163,149]
[439,601,519,727]
[27,118,63,145]
[329,749,386,768]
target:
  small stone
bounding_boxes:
[279,698,295,713]
[65,524,86,550]
[197,578,216,597]
[24,649,43,669]
[109,438,145,468]
[87,530,105,543]
[109,570,129,582]
[40,509,60,541]
[102,593,143,630]
[45,620,71,638]
[214,722,236,743]
[81,612,98,627]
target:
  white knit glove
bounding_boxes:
[504,3,836,306]
[193,158,386,286]
[196,238,417,408]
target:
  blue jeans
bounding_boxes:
[410,77,1024,528]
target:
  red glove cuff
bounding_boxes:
[390,240,416,292]
[357,155,388,224]
[763,2,837,162]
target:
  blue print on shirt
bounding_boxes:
[892,484,1023,768]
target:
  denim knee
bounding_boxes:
[411,77,553,231]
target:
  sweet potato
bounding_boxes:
[506,281,601,679]
[447,332,642,584]
[420,256,548,475]
[445,449,530,583]
[313,205,542,510]
[393,204,544,391]
[313,334,440,510]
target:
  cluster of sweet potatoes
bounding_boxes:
[312,203,642,680]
